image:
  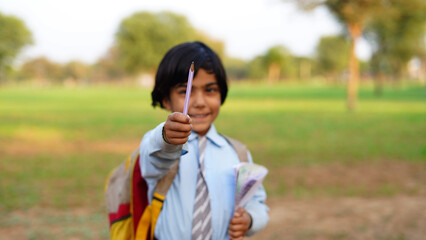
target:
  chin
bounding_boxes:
[193,124,211,135]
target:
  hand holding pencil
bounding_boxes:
[162,62,194,145]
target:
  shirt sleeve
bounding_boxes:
[244,150,270,236]
[139,122,187,202]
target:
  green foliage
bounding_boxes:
[247,46,298,80]
[114,11,226,75]
[17,58,92,83]
[12,9,226,83]
[247,56,267,79]
[316,35,350,79]
[293,0,410,111]
[295,0,382,25]
[0,12,32,81]
[115,11,198,74]
[19,57,64,82]
[365,0,426,78]
[224,57,249,80]
[92,46,127,82]
[294,56,317,80]
[64,61,90,81]
[324,0,382,25]
[263,46,288,66]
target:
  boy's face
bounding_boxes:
[163,68,221,136]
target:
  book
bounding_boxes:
[234,162,268,209]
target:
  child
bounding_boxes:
[140,41,268,240]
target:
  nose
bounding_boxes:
[191,90,206,109]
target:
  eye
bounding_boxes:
[178,89,186,95]
[206,87,218,93]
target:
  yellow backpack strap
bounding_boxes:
[149,192,165,240]
[135,160,179,240]
[223,135,249,163]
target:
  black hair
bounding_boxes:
[151,41,228,108]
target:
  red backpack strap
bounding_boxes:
[131,153,149,236]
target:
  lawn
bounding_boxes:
[0,82,425,239]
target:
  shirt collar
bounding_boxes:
[188,124,227,148]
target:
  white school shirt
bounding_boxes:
[139,123,269,240]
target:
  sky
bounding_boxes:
[0,0,371,64]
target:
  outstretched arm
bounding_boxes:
[139,112,192,201]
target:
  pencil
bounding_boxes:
[183,62,194,115]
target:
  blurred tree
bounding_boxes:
[246,46,298,81]
[0,13,32,82]
[315,35,350,82]
[224,57,249,80]
[293,0,383,111]
[248,56,267,80]
[293,56,315,81]
[20,57,64,83]
[263,45,297,82]
[263,46,285,82]
[92,46,127,82]
[115,11,199,74]
[364,0,426,93]
[64,61,90,82]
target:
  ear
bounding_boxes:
[162,98,171,111]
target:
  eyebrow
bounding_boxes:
[205,82,219,88]
[175,82,218,89]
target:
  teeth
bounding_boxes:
[192,114,208,117]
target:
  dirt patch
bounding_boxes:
[267,161,426,197]
[0,139,139,157]
[1,196,425,240]
[0,207,108,240]
[252,196,426,240]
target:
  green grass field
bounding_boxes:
[0,82,425,239]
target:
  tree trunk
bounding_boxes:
[268,63,280,83]
[347,22,362,112]
[299,60,311,81]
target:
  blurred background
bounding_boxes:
[0,0,425,239]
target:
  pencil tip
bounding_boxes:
[190,62,194,72]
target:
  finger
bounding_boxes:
[228,229,244,239]
[168,112,191,124]
[236,207,246,215]
[166,130,191,139]
[230,217,245,225]
[167,137,189,145]
[234,207,246,217]
[228,223,245,232]
[165,120,192,132]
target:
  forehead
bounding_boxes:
[175,69,217,88]
[193,69,217,85]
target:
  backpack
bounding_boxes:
[105,136,248,240]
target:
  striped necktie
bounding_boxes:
[191,135,213,240]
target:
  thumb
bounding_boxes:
[234,207,243,217]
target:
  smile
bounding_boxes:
[190,113,210,119]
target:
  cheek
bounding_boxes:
[170,96,186,112]
[209,97,221,115]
